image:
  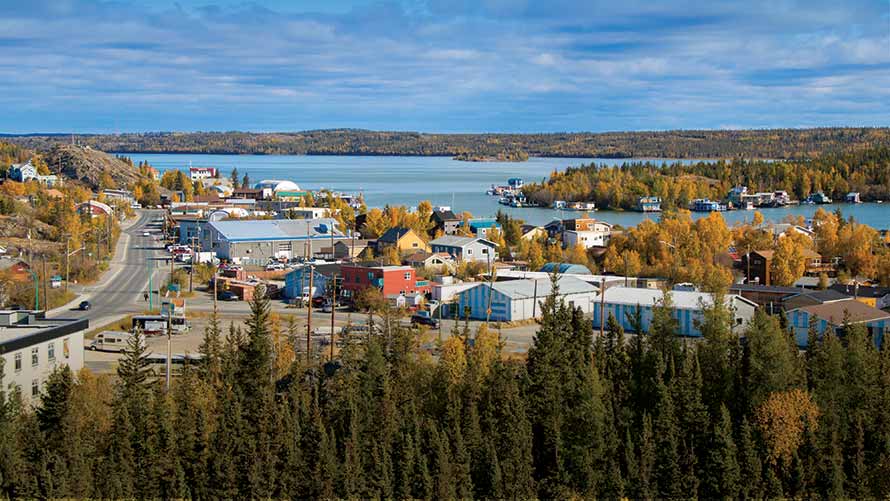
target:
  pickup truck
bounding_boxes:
[410,313,439,328]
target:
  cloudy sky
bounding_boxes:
[1,0,888,133]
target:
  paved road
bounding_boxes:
[48,209,169,329]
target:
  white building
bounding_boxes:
[189,167,218,181]
[255,179,301,193]
[457,276,598,322]
[563,229,610,249]
[0,311,87,404]
[8,160,59,187]
[283,207,330,219]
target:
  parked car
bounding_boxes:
[265,263,286,271]
[218,291,238,301]
[79,300,91,311]
[411,313,439,328]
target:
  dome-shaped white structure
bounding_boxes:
[255,179,301,192]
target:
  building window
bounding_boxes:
[278,242,292,251]
[404,272,411,280]
[14,353,22,372]
[412,242,418,247]
[467,249,473,255]
[32,379,39,397]
[482,248,488,254]
[48,342,55,362]
[63,338,70,358]
[31,347,39,367]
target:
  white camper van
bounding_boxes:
[89,331,145,352]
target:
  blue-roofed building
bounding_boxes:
[463,219,502,239]
[591,287,756,338]
[198,218,347,265]
[539,262,592,275]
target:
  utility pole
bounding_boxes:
[42,256,48,310]
[330,273,337,361]
[306,266,314,362]
[599,278,608,338]
[65,238,70,293]
[148,257,153,312]
[165,304,172,391]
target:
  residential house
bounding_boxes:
[232,187,272,200]
[75,200,113,218]
[102,189,136,205]
[787,299,890,347]
[830,283,890,309]
[431,209,461,236]
[405,251,455,272]
[0,311,87,404]
[430,235,498,263]
[320,239,372,260]
[8,160,59,187]
[591,287,757,338]
[376,227,429,254]
[563,229,610,249]
[0,259,32,283]
[457,276,597,322]
[636,196,662,212]
[340,264,430,300]
[520,224,547,241]
[199,218,346,265]
[742,248,828,285]
[189,167,218,181]
[283,207,330,219]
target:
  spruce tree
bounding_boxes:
[703,405,740,499]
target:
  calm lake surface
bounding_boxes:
[129,153,890,229]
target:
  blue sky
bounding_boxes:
[1,0,888,133]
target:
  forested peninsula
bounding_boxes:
[4,127,889,159]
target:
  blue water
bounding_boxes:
[128,153,890,229]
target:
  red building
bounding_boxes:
[340,264,430,299]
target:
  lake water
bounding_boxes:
[128,153,890,229]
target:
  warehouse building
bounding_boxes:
[0,311,88,404]
[199,218,347,265]
[457,276,597,322]
[591,287,757,338]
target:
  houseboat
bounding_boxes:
[807,192,832,204]
[565,201,596,211]
[636,196,662,212]
[691,199,727,212]
[487,178,525,197]
[845,192,861,204]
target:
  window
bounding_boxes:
[14,353,21,372]
[412,242,418,247]
[404,272,411,280]
[482,248,489,254]
[48,342,55,362]
[31,379,39,397]
[278,242,292,251]
[31,347,38,367]
[467,249,473,255]
[63,338,70,358]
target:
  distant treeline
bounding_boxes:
[524,146,890,210]
[4,127,890,159]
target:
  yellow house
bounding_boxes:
[377,227,430,254]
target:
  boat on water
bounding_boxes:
[691,198,727,212]
[564,201,597,211]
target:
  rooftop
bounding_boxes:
[540,262,593,274]
[785,289,850,303]
[0,314,88,352]
[600,286,755,310]
[791,299,890,325]
[430,235,495,247]
[485,276,597,299]
[830,283,890,299]
[729,284,803,294]
[209,218,343,241]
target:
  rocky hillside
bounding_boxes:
[45,144,140,190]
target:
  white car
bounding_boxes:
[142,231,151,237]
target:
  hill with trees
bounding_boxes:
[4,127,890,159]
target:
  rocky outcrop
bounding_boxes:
[44,144,140,190]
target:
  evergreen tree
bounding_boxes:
[703,405,740,499]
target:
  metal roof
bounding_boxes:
[482,276,597,300]
[430,235,495,248]
[600,286,755,310]
[540,262,592,274]
[209,218,343,242]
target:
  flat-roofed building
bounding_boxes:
[0,311,88,404]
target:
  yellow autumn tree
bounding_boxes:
[755,389,820,464]
[440,336,467,385]
[770,234,808,286]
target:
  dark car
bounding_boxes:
[218,291,238,301]
[79,301,91,311]
[411,314,439,328]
